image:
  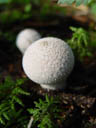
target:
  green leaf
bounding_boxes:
[24,4,32,12]
[12,96,24,106]
[67,0,75,4]
[68,26,93,61]
[12,87,30,95]
[45,95,50,103]
[76,0,83,6]
[58,0,66,4]
[27,95,61,128]
[0,117,5,125]
[16,78,27,85]
[91,3,96,15]
[58,0,91,6]
[87,52,93,57]
[83,0,89,5]
[3,112,10,120]
[0,0,9,4]
[27,108,34,114]
[0,76,30,127]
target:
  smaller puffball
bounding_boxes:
[16,29,41,54]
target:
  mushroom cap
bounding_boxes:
[22,37,74,87]
[16,28,41,54]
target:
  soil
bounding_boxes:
[0,15,96,127]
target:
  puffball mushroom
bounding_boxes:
[22,37,74,90]
[16,29,41,54]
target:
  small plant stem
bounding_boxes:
[27,116,34,128]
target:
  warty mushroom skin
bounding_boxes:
[22,37,74,90]
[16,29,41,54]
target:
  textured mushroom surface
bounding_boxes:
[16,29,41,54]
[22,37,74,90]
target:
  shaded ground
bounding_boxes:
[0,15,96,127]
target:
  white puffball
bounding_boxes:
[22,37,74,90]
[16,29,41,54]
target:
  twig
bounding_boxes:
[27,116,34,128]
